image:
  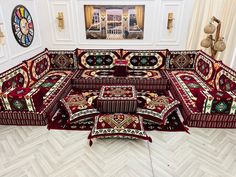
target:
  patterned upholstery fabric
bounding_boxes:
[1,87,43,112]
[32,70,72,100]
[88,113,152,146]
[122,49,167,70]
[72,69,169,90]
[196,90,236,114]
[0,63,29,94]
[214,61,236,92]
[76,49,121,69]
[48,50,76,70]
[194,51,216,83]
[166,50,199,70]
[60,90,99,124]
[97,85,137,113]
[24,49,51,85]
[137,92,180,124]
[167,70,212,114]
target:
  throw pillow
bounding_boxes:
[88,113,152,146]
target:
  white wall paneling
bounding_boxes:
[4,0,42,58]
[0,0,43,71]
[155,0,194,49]
[0,6,8,65]
[48,0,77,45]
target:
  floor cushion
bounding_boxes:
[137,92,180,124]
[60,90,99,125]
[88,113,152,146]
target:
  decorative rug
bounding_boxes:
[48,89,188,132]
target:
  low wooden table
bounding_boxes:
[97,85,137,113]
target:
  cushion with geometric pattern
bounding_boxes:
[88,113,152,146]
[196,89,236,114]
[137,92,180,125]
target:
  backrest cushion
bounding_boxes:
[167,50,199,70]
[24,49,51,85]
[194,51,216,83]
[0,63,29,93]
[48,49,76,70]
[214,61,236,92]
[122,49,167,70]
[76,49,121,69]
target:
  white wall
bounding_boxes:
[1,0,235,71]
[40,0,194,50]
[0,0,44,72]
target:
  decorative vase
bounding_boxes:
[214,37,226,51]
[200,36,212,48]
[204,22,216,34]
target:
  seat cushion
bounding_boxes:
[167,70,213,113]
[72,69,169,90]
[32,70,72,101]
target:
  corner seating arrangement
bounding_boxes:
[0,48,235,128]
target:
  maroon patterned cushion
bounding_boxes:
[137,92,180,124]
[167,50,199,70]
[214,61,236,92]
[88,113,152,146]
[0,87,43,112]
[167,70,213,113]
[60,91,99,124]
[196,90,236,114]
[24,49,51,85]
[194,51,216,83]
[97,85,137,113]
[0,63,30,93]
[76,49,121,69]
[48,50,76,70]
[32,70,72,100]
[122,49,167,70]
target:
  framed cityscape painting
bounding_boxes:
[84,5,145,40]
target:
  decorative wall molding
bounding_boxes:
[48,0,76,45]
[155,0,185,47]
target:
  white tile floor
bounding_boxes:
[0,126,236,177]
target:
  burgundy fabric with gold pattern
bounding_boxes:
[88,113,152,146]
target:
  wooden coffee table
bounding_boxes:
[97,85,137,113]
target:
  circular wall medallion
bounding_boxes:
[11,5,34,47]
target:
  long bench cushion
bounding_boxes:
[122,49,167,70]
[0,63,30,94]
[0,70,74,125]
[32,70,73,101]
[166,50,199,70]
[72,69,169,90]
[214,61,236,92]
[167,70,213,114]
[76,49,121,70]
[24,49,51,86]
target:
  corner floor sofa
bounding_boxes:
[0,48,235,128]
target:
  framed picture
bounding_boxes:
[84,5,145,40]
